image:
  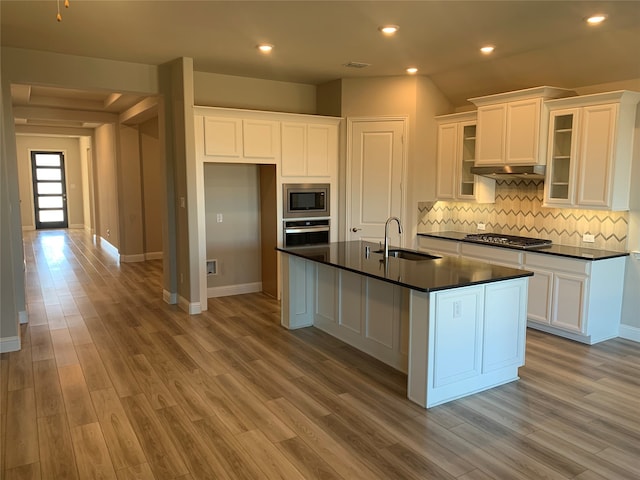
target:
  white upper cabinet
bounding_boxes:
[242,119,280,160]
[281,121,338,178]
[470,86,576,166]
[203,117,243,158]
[435,112,495,203]
[544,91,640,211]
[200,112,279,164]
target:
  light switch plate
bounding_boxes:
[477,223,486,231]
[582,233,595,243]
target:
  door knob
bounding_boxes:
[351,227,362,232]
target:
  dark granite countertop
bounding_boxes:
[418,231,629,261]
[277,241,532,293]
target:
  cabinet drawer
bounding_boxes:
[524,252,590,275]
[460,243,523,266]
[417,237,460,255]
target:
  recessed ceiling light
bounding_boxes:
[406,67,418,75]
[257,44,274,53]
[586,14,607,25]
[480,46,495,54]
[379,25,399,35]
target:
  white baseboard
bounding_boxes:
[120,253,146,263]
[69,224,85,229]
[163,289,177,305]
[178,295,201,315]
[19,310,28,325]
[22,225,35,231]
[145,252,163,260]
[207,282,262,298]
[97,236,119,258]
[0,336,21,353]
[619,324,640,343]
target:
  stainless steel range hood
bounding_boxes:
[470,165,546,180]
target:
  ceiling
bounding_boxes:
[2,1,640,130]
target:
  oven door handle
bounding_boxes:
[285,227,330,234]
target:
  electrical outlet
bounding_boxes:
[453,301,462,318]
[583,233,595,243]
[477,223,486,231]
[216,213,223,223]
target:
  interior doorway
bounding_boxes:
[30,151,69,229]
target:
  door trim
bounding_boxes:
[345,116,409,245]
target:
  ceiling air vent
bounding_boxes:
[343,61,371,69]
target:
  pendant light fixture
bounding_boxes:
[57,0,70,22]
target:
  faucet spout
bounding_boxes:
[384,216,402,258]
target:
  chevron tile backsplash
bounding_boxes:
[418,179,628,251]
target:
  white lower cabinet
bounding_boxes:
[417,236,626,344]
[524,252,624,344]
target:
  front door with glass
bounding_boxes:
[31,151,69,229]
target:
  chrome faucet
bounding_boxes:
[384,216,402,258]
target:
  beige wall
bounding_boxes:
[1,74,23,350]
[94,124,119,248]
[204,163,262,289]
[621,104,640,330]
[118,125,144,258]
[140,117,164,256]
[194,71,316,114]
[79,136,93,232]
[15,135,84,229]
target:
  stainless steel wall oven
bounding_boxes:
[283,219,330,247]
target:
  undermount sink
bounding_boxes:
[374,249,441,261]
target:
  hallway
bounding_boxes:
[2,229,640,479]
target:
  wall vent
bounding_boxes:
[206,259,218,276]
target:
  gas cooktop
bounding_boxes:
[464,233,552,249]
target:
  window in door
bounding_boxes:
[31,151,69,229]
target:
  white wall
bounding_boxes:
[15,135,84,229]
[204,163,262,293]
[140,117,163,256]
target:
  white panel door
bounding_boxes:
[307,124,332,177]
[348,119,405,244]
[243,119,279,160]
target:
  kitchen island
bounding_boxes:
[277,241,533,408]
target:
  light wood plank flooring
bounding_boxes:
[2,228,640,479]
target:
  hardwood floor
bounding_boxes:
[2,228,640,479]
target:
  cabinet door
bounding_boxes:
[203,117,242,158]
[307,124,334,177]
[432,287,484,387]
[545,109,579,206]
[281,122,306,176]
[475,104,506,165]
[577,104,617,208]
[436,123,458,199]
[551,272,586,333]
[506,98,541,165]
[458,122,477,198]
[243,119,279,160]
[526,267,553,325]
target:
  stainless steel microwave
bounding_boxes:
[283,183,330,218]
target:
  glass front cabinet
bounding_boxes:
[436,112,495,203]
[545,109,579,205]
